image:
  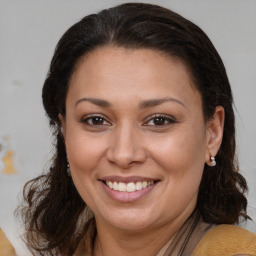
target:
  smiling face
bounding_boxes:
[61,46,212,233]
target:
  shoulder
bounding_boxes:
[192,224,256,256]
[0,228,16,256]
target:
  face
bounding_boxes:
[61,46,211,233]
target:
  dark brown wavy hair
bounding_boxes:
[19,3,249,255]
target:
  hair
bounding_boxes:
[19,2,248,255]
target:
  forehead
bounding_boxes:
[68,46,201,107]
[73,46,192,81]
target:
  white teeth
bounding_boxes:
[113,181,118,190]
[105,180,154,192]
[127,182,136,192]
[118,182,126,192]
[106,181,113,189]
[135,181,142,190]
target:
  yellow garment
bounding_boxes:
[192,224,256,256]
[1,225,255,256]
[0,229,16,256]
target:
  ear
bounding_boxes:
[58,113,66,141]
[205,106,225,164]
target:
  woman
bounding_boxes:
[17,2,255,256]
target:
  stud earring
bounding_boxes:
[67,163,71,176]
[209,156,216,167]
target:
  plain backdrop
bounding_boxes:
[0,0,255,255]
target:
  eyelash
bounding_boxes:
[143,114,176,127]
[81,114,176,128]
[81,114,110,127]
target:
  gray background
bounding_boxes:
[0,1,255,255]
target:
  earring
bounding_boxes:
[67,163,71,176]
[209,156,216,167]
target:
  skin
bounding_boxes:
[60,46,224,256]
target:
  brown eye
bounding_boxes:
[152,117,166,125]
[82,115,110,126]
[145,115,176,127]
[90,117,104,125]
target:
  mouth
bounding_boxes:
[100,179,160,193]
[99,177,161,202]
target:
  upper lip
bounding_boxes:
[99,176,160,183]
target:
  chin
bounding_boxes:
[113,220,153,232]
[100,209,158,232]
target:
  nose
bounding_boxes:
[106,124,147,169]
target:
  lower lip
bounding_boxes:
[101,182,156,202]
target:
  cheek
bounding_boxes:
[65,129,107,172]
[65,130,106,205]
[149,126,207,176]
[149,129,206,217]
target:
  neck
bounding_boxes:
[93,212,193,256]
[94,227,175,256]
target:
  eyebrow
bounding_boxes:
[75,97,186,108]
[75,97,112,108]
[139,97,186,109]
